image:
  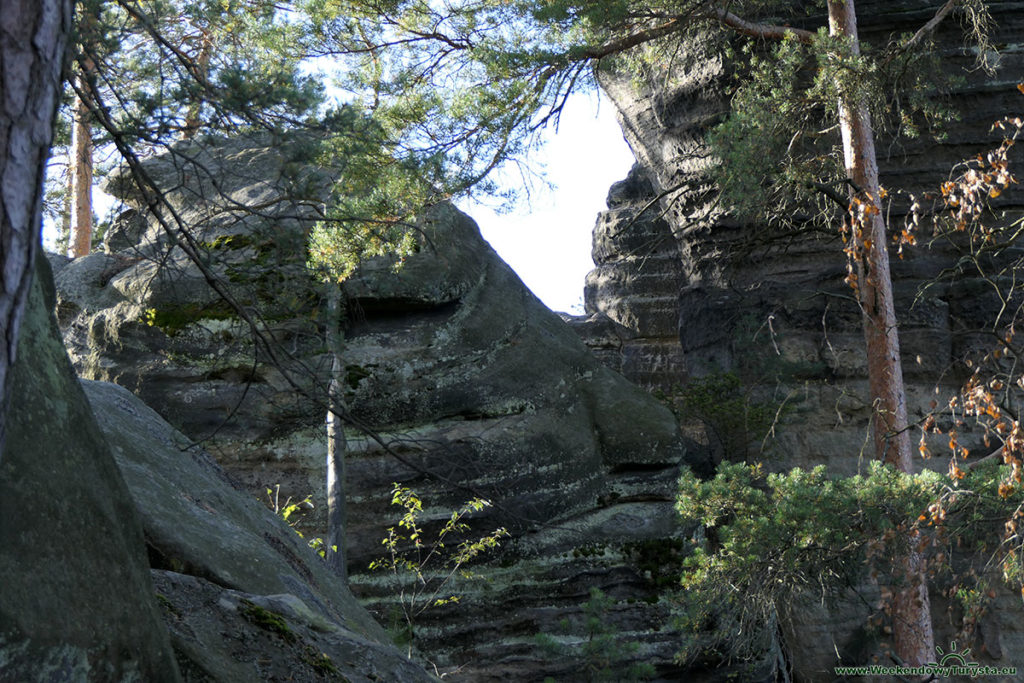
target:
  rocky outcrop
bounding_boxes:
[82,378,434,682]
[0,250,429,681]
[588,2,1024,472]
[53,136,725,679]
[0,255,180,681]
[564,165,688,391]
[579,2,1024,680]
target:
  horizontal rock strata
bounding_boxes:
[580,2,1024,678]
[53,136,739,680]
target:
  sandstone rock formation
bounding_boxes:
[586,2,1024,473]
[563,164,688,392]
[1,251,431,681]
[53,136,729,680]
[82,378,435,682]
[0,254,180,682]
[573,2,1024,679]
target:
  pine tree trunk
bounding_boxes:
[59,165,72,256]
[181,26,213,140]
[0,0,72,458]
[325,285,348,581]
[70,64,93,258]
[827,0,934,666]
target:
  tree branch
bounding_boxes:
[578,4,818,62]
[898,0,959,55]
[968,445,1006,471]
[806,181,851,209]
[578,16,688,59]
[709,7,816,44]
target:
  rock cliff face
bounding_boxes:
[53,136,737,680]
[565,165,688,391]
[0,251,430,681]
[585,1,1024,471]
[82,378,435,682]
[0,255,179,682]
[576,1,1024,679]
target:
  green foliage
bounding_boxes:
[624,538,686,591]
[675,461,942,661]
[290,0,997,251]
[90,0,321,143]
[140,301,235,336]
[369,484,509,653]
[672,402,1024,661]
[534,587,656,681]
[265,485,333,560]
[708,34,838,221]
[301,645,341,677]
[707,22,968,227]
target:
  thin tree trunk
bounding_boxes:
[325,284,348,581]
[70,61,94,258]
[828,0,934,666]
[181,26,213,140]
[59,164,72,255]
[0,0,73,458]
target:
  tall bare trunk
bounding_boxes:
[70,61,93,258]
[59,164,72,255]
[325,285,348,581]
[828,0,934,666]
[181,26,213,140]
[0,0,73,458]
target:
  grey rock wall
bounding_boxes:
[0,255,180,682]
[0,249,429,682]
[565,165,688,391]
[580,2,1024,680]
[591,4,1024,466]
[53,136,730,680]
[82,378,435,682]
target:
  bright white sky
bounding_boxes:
[461,91,635,313]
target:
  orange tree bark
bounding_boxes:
[0,0,73,457]
[69,6,97,259]
[828,0,934,666]
[70,62,94,258]
[181,25,213,140]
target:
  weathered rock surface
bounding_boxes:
[81,378,435,682]
[0,255,180,682]
[564,165,688,391]
[0,250,428,681]
[590,1,1024,469]
[54,136,722,679]
[577,1,1024,680]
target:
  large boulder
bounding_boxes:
[0,255,180,681]
[1,251,429,682]
[54,135,718,679]
[81,378,434,682]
